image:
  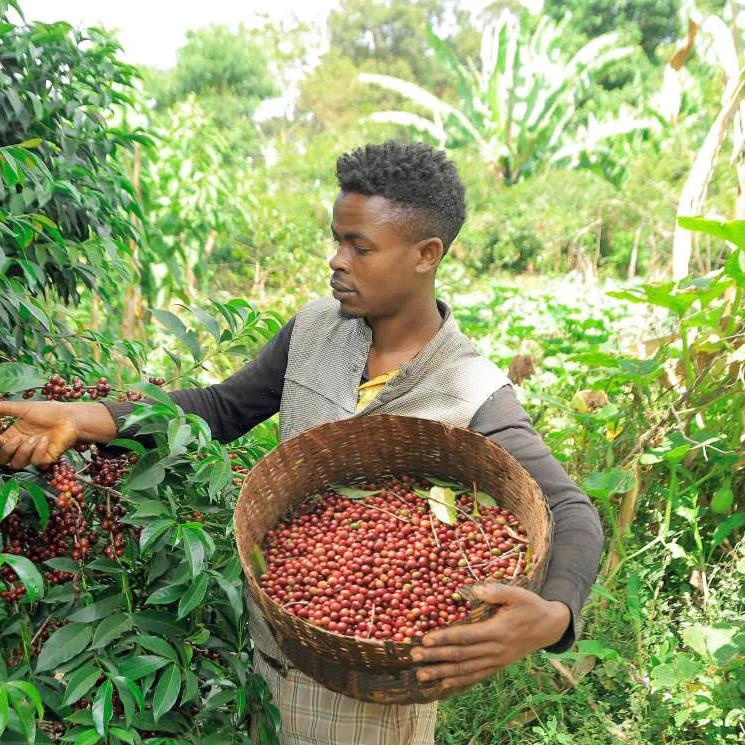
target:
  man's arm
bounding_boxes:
[468,384,603,651]
[410,385,603,689]
[103,318,296,444]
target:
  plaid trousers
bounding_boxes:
[253,651,437,745]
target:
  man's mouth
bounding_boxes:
[330,279,356,294]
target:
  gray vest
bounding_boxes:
[249,296,510,660]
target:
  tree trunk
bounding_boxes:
[672,73,745,280]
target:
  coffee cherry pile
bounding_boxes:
[259,475,529,642]
[33,374,111,401]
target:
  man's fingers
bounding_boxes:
[411,641,498,664]
[0,433,21,466]
[439,666,501,690]
[471,582,527,605]
[9,435,38,470]
[422,617,508,647]
[416,656,500,684]
[0,401,30,418]
[30,436,52,469]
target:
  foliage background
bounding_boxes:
[0,0,743,743]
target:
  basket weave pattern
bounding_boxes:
[235,415,552,703]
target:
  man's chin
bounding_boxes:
[337,302,365,319]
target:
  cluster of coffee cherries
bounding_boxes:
[260,475,529,642]
[0,448,135,603]
[229,452,249,487]
[148,376,166,386]
[28,374,111,401]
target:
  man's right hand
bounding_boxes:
[0,401,117,471]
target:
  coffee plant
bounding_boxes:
[0,297,284,744]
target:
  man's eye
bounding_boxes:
[354,247,370,255]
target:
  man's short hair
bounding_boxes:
[335,140,466,254]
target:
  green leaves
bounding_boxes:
[425,486,458,525]
[62,664,101,706]
[118,655,170,680]
[677,216,745,250]
[332,486,382,499]
[0,362,47,394]
[152,664,181,722]
[177,574,209,620]
[249,545,267,577]
[36,623,92,672]
[91,679,113,737]
[91,613,133,649]
[0,553,43,601]
[581,469,636,501]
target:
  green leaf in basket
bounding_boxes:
[331,486,382,499]
[423,475,467,493]
[250,546,267,577]
[474,491,497,508]
[427,486,458,525]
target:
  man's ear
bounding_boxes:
[415,237,444,273]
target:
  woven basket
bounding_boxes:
[234,415,552,704]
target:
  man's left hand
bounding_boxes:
[410,584,571,690]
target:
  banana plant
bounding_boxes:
[360,10,658,184]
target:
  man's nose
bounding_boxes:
[329,245,348,273]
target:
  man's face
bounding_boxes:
[329,191,426,319]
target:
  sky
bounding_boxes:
[21,0,497,69]
[21,0,341,68]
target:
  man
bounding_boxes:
[0,141,603,745]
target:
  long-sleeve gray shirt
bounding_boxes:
[104,317,603,652]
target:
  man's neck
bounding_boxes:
[365,295,444,376]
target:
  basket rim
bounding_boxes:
[234,414,554,654]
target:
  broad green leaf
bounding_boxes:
[22,482,49,530]
[249,545,267,577]
[181,525,206,579]
[424,476,467,492]
[72,729,101,745]
[6,681,43,718]
[152,664,181,722]
[332,486,382,499]
[92,679,112,737]
[117,655,170,680]
[132,611,187,637]
[427,486,457,525]
[474,491,497,508]
[650,654,703,692]
[177,574,209,620]
[682,623,741,665]
[581,469,636,501]
[111,675,144,717]
[145,584,186,606]
[92,613,133,649]
[0,553,43,600]
[0,362,47,394]
[127,452,167,492]
[211,572,243,623]
[677,216,745,249]
[67,593,124,623]
[139,518,176,553]
[62,663,101,706]
[136,635,178,662]
[711,512,745,550]
[208,460,232,497]
[711,482,734,514]
[0,687,7,737]
[0,481,19,521]
[151,308,188,338]
[36,622,92,672]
